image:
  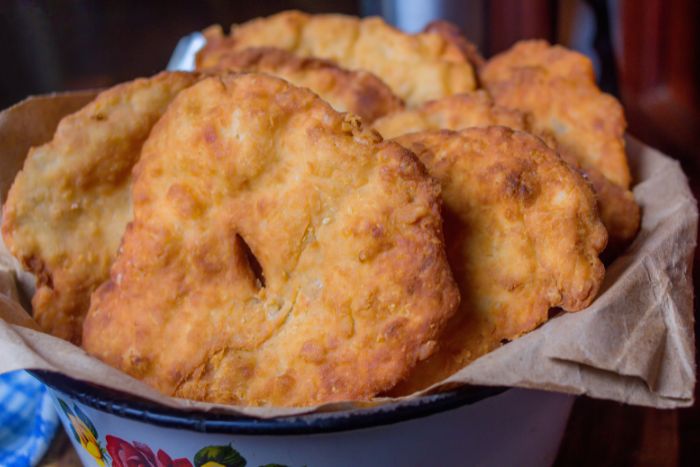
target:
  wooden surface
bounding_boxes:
[40,428,80,467]
[556,396,682,466]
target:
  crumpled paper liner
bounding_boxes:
[0,91,695,417]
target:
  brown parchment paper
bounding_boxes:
[0,92,695,417]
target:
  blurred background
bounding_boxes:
[1,1,699,465]
[1,0,698,164]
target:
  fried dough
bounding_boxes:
[373,92,640,253]
[481,39,595,82]
[82,73,460,407]
[373,91,525,139]
[391,127,607,393]
[1,71,200,343]
[196,11,477,106]
[481,40,631,189]
[199,46,403,122]
[569,158,639,256]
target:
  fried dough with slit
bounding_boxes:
[481,40,631,189]
[390,127,607,394]
[82,73,460,407]
[196,10,476,106]
[199,46,403,122]
[373,92,640,253]
[1,71,200,343]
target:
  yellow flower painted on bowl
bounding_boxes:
[58,399,108,467]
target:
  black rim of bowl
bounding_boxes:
[31,370,506,435]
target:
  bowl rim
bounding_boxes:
[30,370,506,435]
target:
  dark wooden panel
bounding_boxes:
[0,0,360,109]
[616,0,700,162]
[485,0,557,55]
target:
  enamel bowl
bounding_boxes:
[32,371,574,467]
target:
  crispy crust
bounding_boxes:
[199,46,404,122]
[373,91,526,139]
[196,10,477,106]
[391,127,606,393]
[482,40,595,82]
[373,91,640,252]
[81,73,460,407]
[1,71,200,343]
[481,41,631,189]
[558,151,640,256]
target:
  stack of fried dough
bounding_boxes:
[2,11,640,407]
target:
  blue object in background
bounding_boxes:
[0,371,59,467]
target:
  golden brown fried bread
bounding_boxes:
[1,71,199,343]
[82,73,460,407]
[558,152,640,256]
[481,40,631,189]
[199,46,403,122]
[391,127,607,393]
[373,91,526,139]
[373,92,640,252]
[196,11,477,106]
[482,39,595,82]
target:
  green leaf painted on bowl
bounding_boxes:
[57,398,80,444]
[56,399,108,466]
[193,444,246,467]
[58,398,71,415]
[73,403,98,439]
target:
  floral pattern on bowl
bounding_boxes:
[58,399,108,466]
[106,435,193,467]
[57,397,286,467]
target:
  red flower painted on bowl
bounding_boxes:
[106,435,193,467]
